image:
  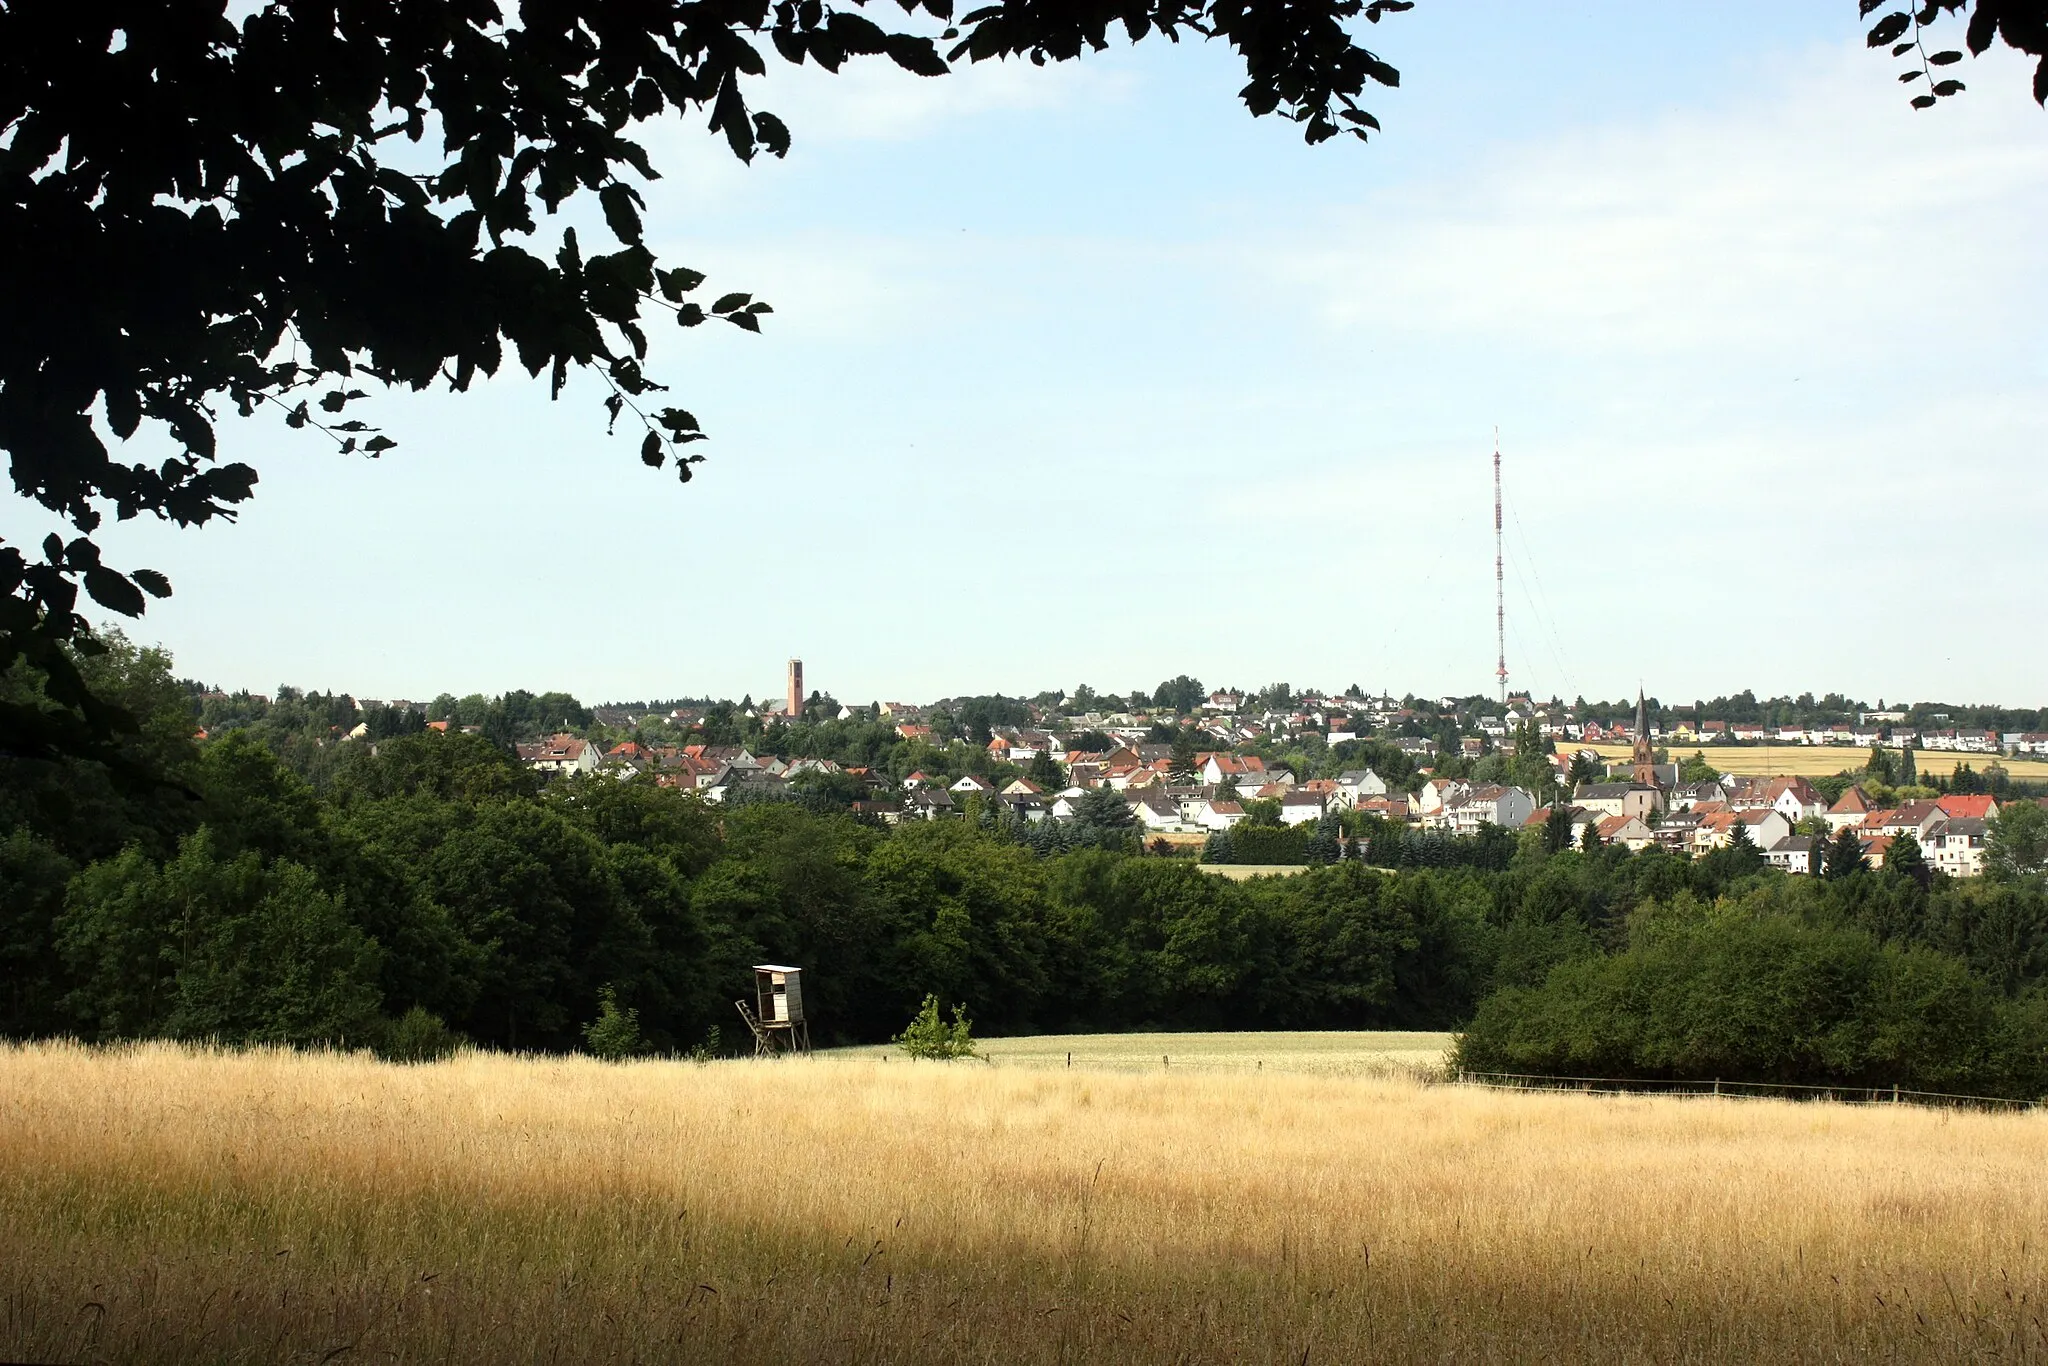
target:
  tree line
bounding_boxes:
[6,639,2048,1096]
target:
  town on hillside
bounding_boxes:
[185,661,2048,879]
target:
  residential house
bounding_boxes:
[1195,799,1246,831]
[903,788,956,821]
[1655,811,1705,853]
[1200,752,1268,787]
[1667,780,1729,811]
[1445,785,1536,835]
[1732,775,1826,824]
[1333,769,1390,809]
[1929,818,1990,878]
[1354,796,1412,822]
[1936,794,1999,822]
[1573,781,1662,822]
[1279,791,1327,827]
[1869,800,1947,844]
[518,733,599,777]
[1128,790,1183,832]
[1825,786,1876,833]
[950,774,997,797]
[1596,814,1657,852]
[1415,777,1469,822]
[1766,835,1819,875]
[1692,809,1792,856]
[1046,792,1087,820]
[1858,833,1897,868]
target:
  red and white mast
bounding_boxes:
[1494,432,1508,705]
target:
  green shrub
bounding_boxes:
[894,993,981,1060]
[377,1006,463,1063]
[1232,824,1307,865]
[582,985,644,1060]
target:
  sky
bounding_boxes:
[18,2,2048,709]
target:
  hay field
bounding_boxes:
[1581,740,2048,781]
[5,1043,2047,1364]
[834,1029,1454,1076]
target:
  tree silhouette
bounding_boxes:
[0,0,1413,759]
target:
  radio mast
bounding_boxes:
[1493,433,1508,705]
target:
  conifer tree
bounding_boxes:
[1825,826,1868,880]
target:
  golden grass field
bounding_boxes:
[1582,740,2048,781]
[6,1039,2048,1364]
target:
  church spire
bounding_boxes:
[1631,688,1658,787]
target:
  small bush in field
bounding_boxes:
[377,1007,462,1063]
[894,994,981,1060]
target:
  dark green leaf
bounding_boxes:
[640,431,664,467]
[600,183,643,244]
[712,292,752,312]
[1928,50,1963,65]
[105,387,141,439]
[656,267,708,300]
[1867,13,1911,47]
[84,567,146,617]
[131,569,172,599]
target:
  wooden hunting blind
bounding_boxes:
[735,964,811,1056]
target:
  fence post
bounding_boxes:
[1713,1078,1720,1098]
[1893,1083,1900,1104]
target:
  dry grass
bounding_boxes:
[1581,741,2048,781]
[5,1041,2048,1364]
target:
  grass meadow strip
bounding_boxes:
[3,1040,2046,1363]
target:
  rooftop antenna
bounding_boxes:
[1494,430,1508,706]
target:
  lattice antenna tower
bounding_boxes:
[1493,431,1508,706]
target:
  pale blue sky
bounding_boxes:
[19,3,2047,707]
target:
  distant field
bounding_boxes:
[833,1029,1454,1076]
[1194,862,1311,881]
[1581,741,2048,781]
[6,1042,2046,1364]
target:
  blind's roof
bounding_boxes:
[754,964,802,974]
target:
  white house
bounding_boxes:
[1128,791,1183,831]
[1766,835,1819,875]
[518,734,600,776]
[1445,785,1535,835]
[1333,769,1390,810]
[1415,777,1469,822]
[1279,791,1327,826]
[1929,818,1989,878]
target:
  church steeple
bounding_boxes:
[1631,689,1658,787]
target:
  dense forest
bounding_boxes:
[6,639,2047,1098]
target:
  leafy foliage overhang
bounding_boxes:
[0,0,1410,756]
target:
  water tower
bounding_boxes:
[735,964,811,1057]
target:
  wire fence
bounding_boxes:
[1452,1069,2042,1113]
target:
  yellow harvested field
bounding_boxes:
[6,1041,2047,1363]
[1580,740,2048,780]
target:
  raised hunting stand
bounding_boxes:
[735,964,811,1057]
